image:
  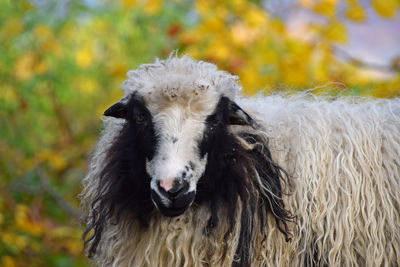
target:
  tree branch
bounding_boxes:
[334,46,397,73]
[36,166,82,219]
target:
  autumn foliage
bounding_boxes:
[0,0,399,266]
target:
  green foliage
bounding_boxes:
[0,0,399,266]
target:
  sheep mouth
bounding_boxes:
[151,190,195,217]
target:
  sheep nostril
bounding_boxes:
[166,185,184,199]
[157,179,188,199]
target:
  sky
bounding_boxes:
[265,0,400,67]
[343,8,400,66]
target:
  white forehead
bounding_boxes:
[150,100,215,143]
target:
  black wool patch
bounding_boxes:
[83,94,157,258]
[196,97,294,267]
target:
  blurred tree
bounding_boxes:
[0,0,399,266]
[178,0,400,95]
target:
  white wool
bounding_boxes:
[81,56,400,266]
[121,55,241,104]
[238,94,400,266]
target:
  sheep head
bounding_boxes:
[83,56,292,260]
[104,91,256,217]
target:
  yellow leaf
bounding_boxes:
[244,7,268,27]
[65,239,84,255]
[1,233,15,246]
[15,204,44,236]
[282,59,309,86]
[208,40,230,61]
[76,77,98,95]
[14,235,28,250]
[40,39,63,56]
[122,0,137,8]
[34,24,53,39]
[200,16,225,33]
[300,0,314,8]
[231,0,245,11]
[20,0,34,12]
[325,21,348,44]
[313,0,337,17]
[14,52,36,81]
[345,2,366,22]
[196,0,213,15]
[184,45,200,58]
[231,22,258,46]
[49,153,67,170]
[270,19,285,34]
[2,256,16,267]
[144,0,162,15]
[0,18,24,39]
[15,204,30,226]
[14,52,47,79]
[109,62,128,78]
[239,63,270,95]
[1,86,18,104]
[372,0,398,18]
[76,46,94,68]
[18,219,44,236]
[240,69,258,95]
[36,150,52,162]
[51,226,75,238]
[35,61,48,74]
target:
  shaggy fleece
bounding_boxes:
[81,55,400,267]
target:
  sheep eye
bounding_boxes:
[136,114,146,123]
[207,121,218,131]
[207,115,219,129]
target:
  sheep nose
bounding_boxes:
[158,179,188,199]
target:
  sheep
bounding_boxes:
[80,55,400,267]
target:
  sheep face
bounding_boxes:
[145,100,214,217]
[104,93,256,217]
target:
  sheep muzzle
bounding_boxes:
[150,187,195,217]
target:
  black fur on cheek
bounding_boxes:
[83,94,157,258]
[196,96,295,267]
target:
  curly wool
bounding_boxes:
[81,56,400,267]
[238,94,400,266]
[121,54,241,105]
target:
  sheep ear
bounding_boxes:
[104,101,128,119]
[228,100,258,128]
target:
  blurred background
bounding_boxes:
[1,0,399,266]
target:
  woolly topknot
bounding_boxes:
[121,55,241,102]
